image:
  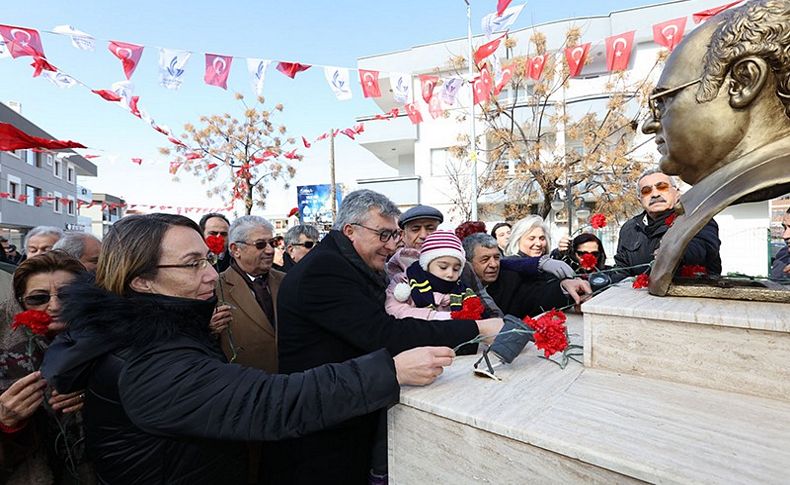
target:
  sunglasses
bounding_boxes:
[21,292,63,307]
[236,239,278,250]
[291,241,316,249]
[639,181,673,196]
[575,250,600,257]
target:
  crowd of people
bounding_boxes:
[1,165,788,485]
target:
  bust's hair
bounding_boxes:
[699,0,790,118]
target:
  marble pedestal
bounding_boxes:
[389,292,790,484]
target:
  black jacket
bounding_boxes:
[771,246,789,281]
[613,211,722,279]
[273,230,480,484]
[40,279,400,485]
[486,269,570,319]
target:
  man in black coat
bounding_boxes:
[613,170,721,279]
[274,190,504,485]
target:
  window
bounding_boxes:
[53,191,62,213]
[430,148,448,176]
[7,175,21,202]
[67,165,75,183]
[26,185,40,207]
[67,196,75,216]
[10,149,22,159]
[24,150,38,167]
[45,154,53,166]
[53,158,62,178]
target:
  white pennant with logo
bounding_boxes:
[324,66,352,101]
[390,72,412,105]
[246,58,270,96]
[159,48,191,90]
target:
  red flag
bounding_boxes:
[653,17,687,51]
[473,34,504,67]
[473,67,493,105]
[353,123,365,135]
[167,136,186,147]
[30,56,57,77]
[0,123,86,151]
[207,163,218,170]
[315,132,329,141]
[565,43,591,77]
[204,53,233,89]
[428,96,444,119]
[276,62,311,79]
[493,64,514,96]
[92,89,123,102]
[169,161,183,174]
[497,0,513,16]
[528,53,549,80]
[605,31,636,72]
[185,152,202,160]
[284,149,300,160]
[0,25,44,58]
[358,69,381,98]
[693,1,742,23]
[340,128,356,140]
[108,41,144,79]
[302,136,311,148]
[129,96,141,118]
[131,158,142,165]
[83,154,100,159]
[405,103,423,124]
[419,75,439,104]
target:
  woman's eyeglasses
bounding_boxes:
[156,253,219,271]
[639,181,672,196]
[21,292,63,307]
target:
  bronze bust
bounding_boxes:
[643,0,790,297]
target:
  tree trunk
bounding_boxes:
[245,183,253,215]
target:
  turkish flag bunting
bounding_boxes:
[405,103,423,124]
[493,64,514,96]
[131,158,142,165]
[315,132,329,141]
[565,43,591,77]
[353,123,365,135]
[420,75,439,104]
[693,1,743,23]
[497,0,513,16]
[185,152,202,160]
[302,136,311,148]
[0,25,44,58]
[83,154,100,159]
[653,17,687,51]
[108,41,144,79]
[473,34,505,67]
[284,149,300,160]
[605,31,635,72]
[340,128,356,140]
[358,69,381,98]
[473,67,493,105]
[92,89,123,102]
[0,123,86,151]
[276,62,311,79]
[30,56,57,77]
[207,163,218,170]
[204,53,233,89]
[428,96,444,119]
[528,53,549,80]
[129,96,141,118]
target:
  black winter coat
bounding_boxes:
[613,211,722,279]
[273,230,480,484]
[40,279,400,485]
[486,269,570,319]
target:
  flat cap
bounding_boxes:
[399,205,444,228]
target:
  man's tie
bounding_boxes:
[252,275,276,327]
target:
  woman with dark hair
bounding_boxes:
[0,251,90,484]
[550,233,608,274]
[490,222,511,255]
[40,214,454,484]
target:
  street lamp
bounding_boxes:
[464,0,478,221]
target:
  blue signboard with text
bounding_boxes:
[296,184,343,225]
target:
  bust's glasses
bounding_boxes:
[290,241,316,249]
[157,253,218,270]
[236,239,278,250]
[648,77,702,121]
[351,223,403,243]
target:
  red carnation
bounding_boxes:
[12,310,53,336]
[679,265,707,278]
[451,296,485,320]
[455,221,487,241]
[523,309,568,358]
[579,253,598,271]
[205,235,225,255]
[590,213,607,229]
[287,207,300,218]
[665,213,677,227]
[633,273,650,289]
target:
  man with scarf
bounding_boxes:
[613,169,721,280]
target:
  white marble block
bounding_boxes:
[582,285,790,401]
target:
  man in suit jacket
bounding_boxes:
[217,215,283,373]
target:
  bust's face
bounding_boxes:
[642,23,749,185]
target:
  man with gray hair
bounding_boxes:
[274,189,504,483]
[613,169,721,278]
[24,226,63,259]
[53,232,102,272]
[282,224,320,271]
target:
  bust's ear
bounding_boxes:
[728,56,770,109]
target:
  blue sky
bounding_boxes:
[0,0,655,216]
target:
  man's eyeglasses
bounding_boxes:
[157,253,218,271]
[351,223,403,243]
[290,241,317,249]
[639,181,673,196]
[236,239,278,250]
[575,250,601,257]
[21,292,63,307]
[647,77,702,121]
[206,231,228,237]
